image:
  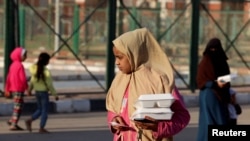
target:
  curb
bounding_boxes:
[1,93,249,116]
[182,92,250,107]
[0,99,106,116]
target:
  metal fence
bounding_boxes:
[1,1,250,89]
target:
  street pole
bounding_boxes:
[19,5,25,47]
[73,4,80,55]
[106,0,116,91]
[14,0,20,46]
[189,0,200,92]
[54,0,60,53]
[3,0,16,91]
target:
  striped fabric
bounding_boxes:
[9,92,24,126]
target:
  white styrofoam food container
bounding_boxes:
[131,108,173,120]
[134,94,175,108]
[217,74,237,83]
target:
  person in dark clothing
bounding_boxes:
[196,38,231,141]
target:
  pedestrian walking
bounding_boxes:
[106,28,190,141]
[196,38,231,141]
[25,52,58,133]
[228,88,241,125]
[5,47,29,130]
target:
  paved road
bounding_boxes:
[1,105,249,141]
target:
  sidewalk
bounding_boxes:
[0,57,250,116]
[1,88,250,116]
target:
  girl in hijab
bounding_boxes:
[106,28,190,141]
[196,38,231,141]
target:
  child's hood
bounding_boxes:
[10,47,25,62]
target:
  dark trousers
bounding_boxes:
[228,118,237,125]
[31,91,49,128]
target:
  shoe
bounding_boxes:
[10,125,24,131]
[6,121,11,126]
[39,128,50,134]
[25,120,32,132]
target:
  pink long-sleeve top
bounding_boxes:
[107,87,190,141]
[5,47,28,93]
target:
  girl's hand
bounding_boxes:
[134,116,158,131]
[217,80,228,88]
[111,116,127,132]
[27,90,32,96]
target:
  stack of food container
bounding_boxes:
[131,94,175,121]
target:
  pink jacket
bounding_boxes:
[5,47,28,93]
[107,87,190,141]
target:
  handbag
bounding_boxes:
[234,104,242,115]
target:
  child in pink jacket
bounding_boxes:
[5,47,28,131]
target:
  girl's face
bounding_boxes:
[22,52,27,61]
[113,47,131,74]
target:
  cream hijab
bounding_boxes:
[106,27,174,115]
